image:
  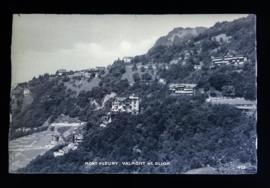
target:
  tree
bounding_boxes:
[132,64,138,71]
[132,73,140,83]
[221,85,236,97]
[141,73,152,81]
[141,66,146,72]
[209,72,230,91]
[115,79,130,91]
[62,76,70,82]
[243,82,256,100]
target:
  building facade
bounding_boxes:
[169,83,197,96]
[96,66,106,71]
[211,55,247,68]
[194,61,203,70]
[122,57,133,63]
[23,88,30,96]
[57,69,67,76]
[111,95,139,115]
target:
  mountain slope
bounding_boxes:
[154,27,206,47]
[11,15,257,174]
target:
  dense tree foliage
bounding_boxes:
[21,94,256,173]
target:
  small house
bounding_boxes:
[96,66,106,72]
[158,78,166,85]
[122,56,133,63]
[57,69,67,76]
[74,134,83,143]
[194,62,203,70]
[23,88,30,96]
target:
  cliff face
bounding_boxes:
[153,27,207,47]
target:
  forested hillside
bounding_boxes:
[11,15,257,174]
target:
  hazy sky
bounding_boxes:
[11,14,248,85]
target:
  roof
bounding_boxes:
[96,66,106,69]
[207,97,256,106]
[123,56,133,59]
[212,58,223,61]
[212,55,245,62]
[129,94,139,100]
[169,83,197,88]
[113,97,126,102]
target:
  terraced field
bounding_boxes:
[9,129,56,173]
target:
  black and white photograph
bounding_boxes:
[9,14,257,174]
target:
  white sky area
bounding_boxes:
[11,14,248,85]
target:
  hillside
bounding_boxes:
[10,15,257,174]
[154,27,206,47]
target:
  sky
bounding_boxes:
[11,14,248,85]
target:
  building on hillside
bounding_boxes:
[89,68,96,72]
[211,33,232,43]
[111,95,139,115]
[169,83,197,96]
[23,88,30,96]
[53,150,65,157]
[169,58,180,65]
[99,112,112,128]
[122,56,133,63]
[103,112,112,124]
[96,66,106,71]
[73,133,83,143]
[183,50,191,60]
[152,64,157,70]
[206,97,256,112]
[53,143,78,157]
[111,97,126,112]
[211,55,247,68]
[57,69,67,76]
[83,72,91,78]
[70,71,91,78]
[194,62,203,70]
[158,78,166,85]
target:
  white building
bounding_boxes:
[53,150,65,157]
[211,33,232,43]
[100,112,112,128]
[57,69,67,76]
[72,71,91,78]
[158,78,166,85]
[74,134,83,143]
[169,83,197,96]
[53,143,78,157]
[206,97,257,111]
[194,62,203,70]
[83,72,91,78]
[122,57,133,63]
[23,88,30,96]
[96,66,106,71]
[111,95,139,115]
[211,55,247,68]
[169,59,179,65]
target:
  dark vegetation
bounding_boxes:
[12,15,257,173]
